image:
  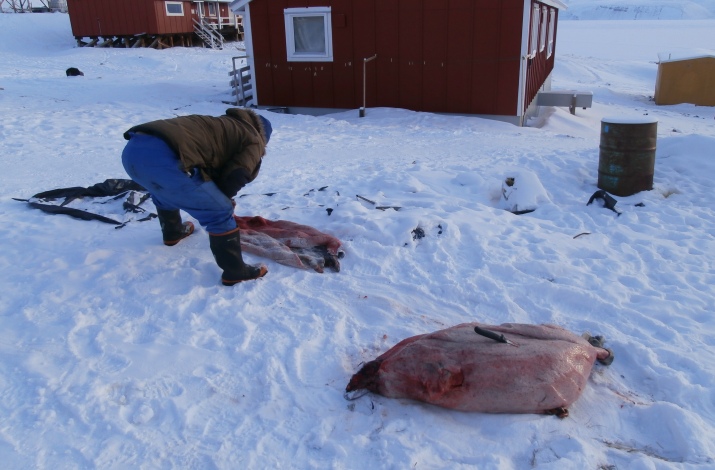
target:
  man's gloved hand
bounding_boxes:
[217,168,250,198]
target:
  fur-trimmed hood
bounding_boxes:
[225,108,271,144]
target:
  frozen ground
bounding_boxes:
[0,12,714,470]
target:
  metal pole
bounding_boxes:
[360,54,377,118]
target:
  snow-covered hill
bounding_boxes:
[562,0,715,20]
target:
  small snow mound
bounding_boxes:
[496,169,551,214]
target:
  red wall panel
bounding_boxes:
[154,1,193,33]
[291,64,315,107]
[470,5,499,113]
[266,0,294,107]
[495,4,524,114]
[445,3,474,113]
[311,64,336,108]
[397,0,423,111]
[67,0,192,36]
[374,0,398,108]
[248,0,555,119]
[422,3,448,112]
[330,0,356,108]
[249,0,278,105]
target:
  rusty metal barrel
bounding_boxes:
[598,117,657,196]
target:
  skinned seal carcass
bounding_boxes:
[346,323,613,416]
[234,216,343,273]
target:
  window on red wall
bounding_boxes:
[529,4,540,58]
[547,9,556,58]
[539,6,548,52]
[208,3,216,16]
[165,1,184,16]
[284,7,334,62]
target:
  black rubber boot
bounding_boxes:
[156,209,194,246]
[209,228,267,286]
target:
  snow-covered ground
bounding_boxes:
[1,11,714,470]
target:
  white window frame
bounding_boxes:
[284,7,333,62]
[539,6,548,52]
[208,2,216,16]
[547,9,556,58]
[165,1,184,16]
[529,4,539,57]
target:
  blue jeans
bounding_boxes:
[121,133,237,234]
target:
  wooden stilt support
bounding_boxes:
[71,32,201,49]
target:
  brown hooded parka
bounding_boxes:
[123,108,268,197]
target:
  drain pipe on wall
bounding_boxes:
[359,54,377,118]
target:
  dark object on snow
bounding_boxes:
[346,323,614,415]
[598,118,657,196]
[13,179,152,226]
[31,179,145,200]
[356,194,376,205]
[356,194,400,211]
[66,67,84,77]
[587,189,621,216]
[411,227,425,240]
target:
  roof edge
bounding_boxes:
[229,0,567,12]
[229,0,251,12]
[658,50,715,63]
[540,0,568,10]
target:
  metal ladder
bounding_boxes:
[193,18,224,50]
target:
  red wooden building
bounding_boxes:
[230,0,566,125]
[66,0,242,49]
[195,0,243,33]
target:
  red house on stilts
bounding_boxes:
[230,0,567,125]
[66,0,243,49]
